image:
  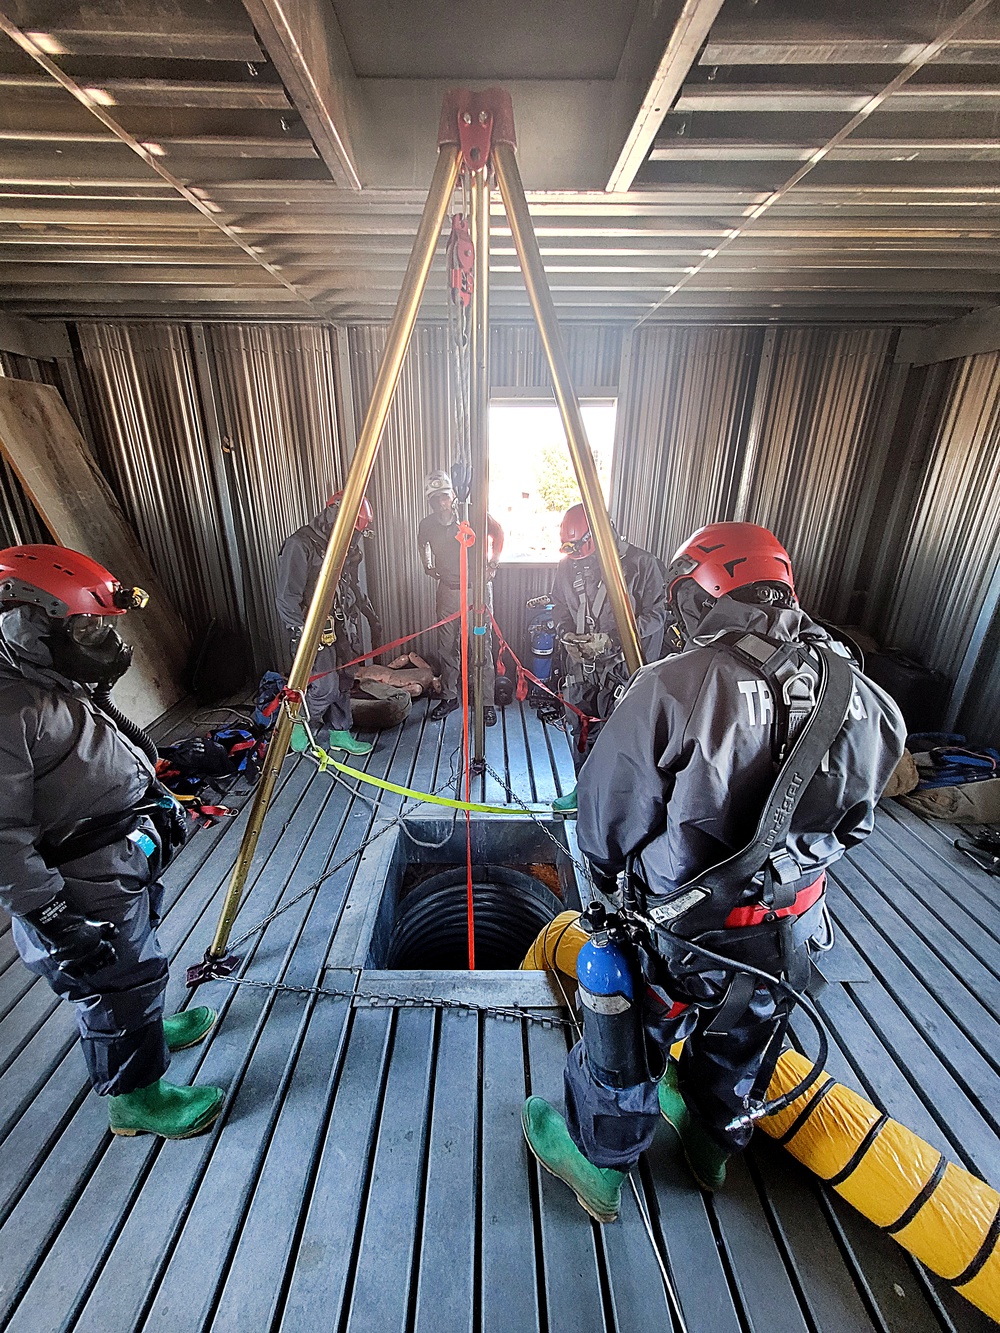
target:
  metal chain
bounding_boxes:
[481,758,595,886]
[212,970,573,1029]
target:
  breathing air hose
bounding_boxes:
[92,683,160,766]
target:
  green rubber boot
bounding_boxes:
[163,1006,217,1052]
[522,1096,625,1222]
[108,1078,225,1140]
[552,787,578,816]
[327,729,373,756]
[658,1060,729,1192]
[290,721,312,752]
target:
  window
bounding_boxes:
[488,397,616,562]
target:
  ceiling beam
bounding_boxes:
[895,303,1000,363]
[675,84,1000,113]
[0,12,321,312]
[239,0,362,189]
[700,37,1000,65]
[0,74,291,109]
[606,0,726,193]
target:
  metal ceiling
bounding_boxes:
[0,0,998,322]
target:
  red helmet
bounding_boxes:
[0,545,147,618]
[666,522,795,601]
[329,491,373,532]
[559,503,595,560]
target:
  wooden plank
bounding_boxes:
[0,378,189,725]
[875,805,1000,930]
[207,995,355,1332]
[278,1005,394,1328]
[68,747,393,1332]
[862,825,1000,970]
[802,989,965,1163]
[825,1193,957,1333]
[747,1139,880,1333]
[480,1018,542,1333]
[0,757,329,1327]
[829,881,1000,1142]
[503,699,536,805]
[411,1009,478,1333]
[827,925,1000,1183]
[711,1154,811,1333]
[835,855,1000,1050]
[643,1114,742,1333]
[524,1021,608,1333]
[135,770,365,1329]
[345,1007,437,1332]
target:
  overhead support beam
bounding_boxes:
[239,0,362,190]
[700,36,1000,65]
[606,0,726,193]
[895,304,1000,364]
[0,12,320,313]
[0,313,70,360]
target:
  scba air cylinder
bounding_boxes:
[576,933,646,1087]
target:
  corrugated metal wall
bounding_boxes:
[207,323,347,665]
[611,326,762,555]
[879,350,1000,733]
[612,325,896,617]
[62,317,1000,740]
[76,324,239,640]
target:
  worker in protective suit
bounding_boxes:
[275,491,374,756]
[416,469,504,724]
[0,545,224,1138]
[522,522,906,1221]
[550,503,668,814]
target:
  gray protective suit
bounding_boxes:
[550,541,667,765]
[0,605,168,1096]
[276,509,366,734]
[416,510,503,705]
[565,594,906,1165]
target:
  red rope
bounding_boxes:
[456,521,476,970]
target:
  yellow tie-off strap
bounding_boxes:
[323,753,539,815]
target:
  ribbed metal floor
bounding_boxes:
[0,698,998,1333]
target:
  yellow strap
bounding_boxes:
[315,749,537,815]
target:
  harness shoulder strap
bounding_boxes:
[647,641,854,927]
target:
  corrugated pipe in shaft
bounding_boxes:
[385,866,561,970]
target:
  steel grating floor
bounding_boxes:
[0,697,998,1333]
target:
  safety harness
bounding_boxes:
[627,632,855,1035]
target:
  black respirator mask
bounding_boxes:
[47,614,133,687]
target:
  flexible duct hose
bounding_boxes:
[762,1049,999,1323]
[520,915,1000,1324]
[520,911,590,976]
[92,684,160,766]
[385,865,561,970]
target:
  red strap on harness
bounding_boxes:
[724,872,826,929]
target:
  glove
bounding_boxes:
[562,631,604,661]
[21,891,117,978]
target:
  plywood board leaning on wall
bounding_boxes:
[0,378,190,726]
